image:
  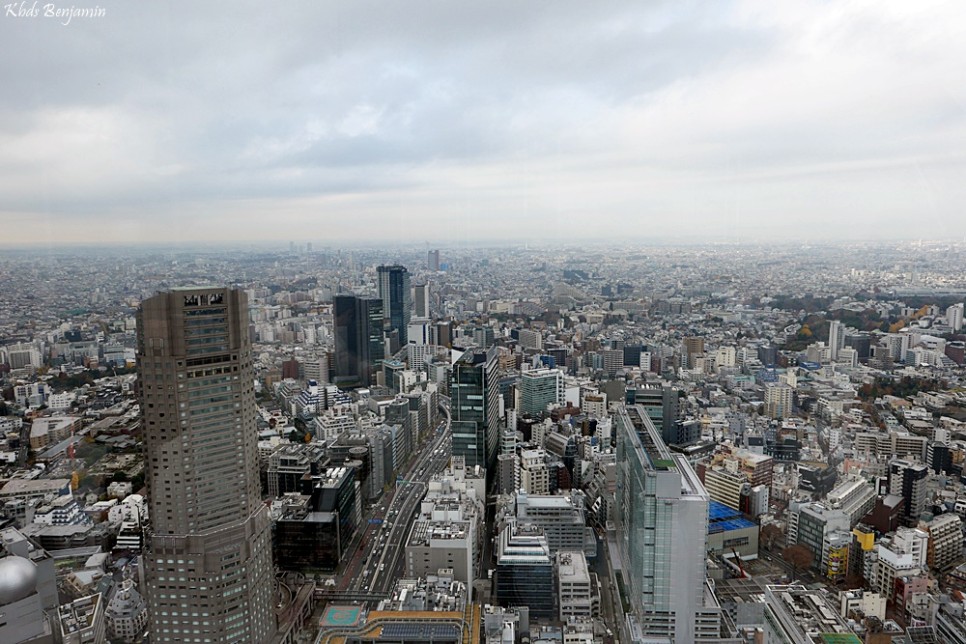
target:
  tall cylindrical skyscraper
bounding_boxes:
[138,287,276,643]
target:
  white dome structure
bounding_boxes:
[0,555,38,605]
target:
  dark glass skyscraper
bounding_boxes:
[333,294,385,387]
[137,287,276,643]
[450,346,501,473]
[377,265,411,346]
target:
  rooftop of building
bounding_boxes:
[620,405,674,469]
[522,367,561,378]
[29,415,82,431]
[497,524,551,563]
[312,466,352,488]
[408,520,472,546]
[738,451,773,465]
[516,491,582,512]
[557,551,590,582]
[765,584,859,642]
[59,593,101,636]
[0,478,71,496]
[378,573,467,613]
[708,501,758,535]
[827,476,871,499]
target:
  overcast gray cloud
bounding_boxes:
[1,0,965,245]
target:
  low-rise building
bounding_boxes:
[557,550,599,621]
[839,589,886,621]
[921,512,964,572]
[104,579,148,644]
[59,593,106,644]
[707,501,759,559]
[763,585,859,643]
[0,478,71,504]
[28,416,82,450]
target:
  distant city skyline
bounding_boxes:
[2,2,965,244]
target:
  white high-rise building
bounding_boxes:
[828,320,844,361]
[615,405,722,641]
[407,317,432,346]
[519,449,550,495]
[557,551,599,621]
[5,342,42,370]
[765,383,793,419]
[868,528,928,597]
[581,391,607,418]
[517,328,543,351]
[714,346,736,369]
[946,303,964,332]
[836,347,858,367]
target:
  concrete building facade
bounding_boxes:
[137,288,276,643]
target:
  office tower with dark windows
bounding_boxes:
[846,332,872,362]
[137,287,276,643]
[413,282,430,318]
[450,346,501,473]
[377,264,412,345]
[272,466,360,574]
[428,249,440,271]
[888,459,930,526]
[333,294,385,387]
[494,523,555,618]
[615,405,722,642]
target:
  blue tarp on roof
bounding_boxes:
[708,500,757,534]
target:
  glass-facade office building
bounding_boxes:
[615,405,721,642]
[494,523,555,618]
[450,347,500,474]
[333,294,385,387]
[377,264,412,345]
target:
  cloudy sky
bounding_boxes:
[2,1,965,246]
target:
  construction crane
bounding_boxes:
[731,548,746,578]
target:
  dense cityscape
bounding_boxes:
[0,241,965,643]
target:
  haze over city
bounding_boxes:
[4,3,966,644]
[3,1,966,245]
